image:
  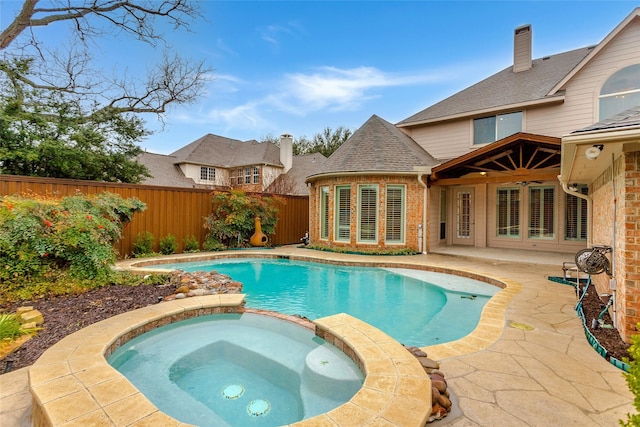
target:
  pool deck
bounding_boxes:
[0,246,634,426]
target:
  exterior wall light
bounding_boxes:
[585,144,604,160]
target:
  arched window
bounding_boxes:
[599,64,640,120]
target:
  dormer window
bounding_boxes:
[599,64,640,120]
[200,166,215,182]
[473,111,522,145]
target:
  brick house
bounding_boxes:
[306,9,639,339]
[138,134,325,195]
[306,115,438,252]
[560,107,640,342]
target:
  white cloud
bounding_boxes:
[170,64,469,138]
[273,65,456,113]
[258,21,305,47]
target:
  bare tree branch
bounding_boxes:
[0,0,210,121]
[1,0,199,50]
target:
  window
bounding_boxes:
[236,169,243,185]
[244,167,251,184]
[230,169,235,184]
[565,185,588,241]
[439,190,446,240]
[386,185,405,243]
[529,186,555,239]
[473,111,522,145]
[335,186,351,241]
[200,166,215,182]
[358,185,378,242]
[320,187,329,239]
[599,64,640,120]
[496,188,520,237]
[253,166,260,184]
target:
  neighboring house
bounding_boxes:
[306,9,639,339]
[139,134,325,195]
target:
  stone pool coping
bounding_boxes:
[118,249,520,361]
[29,294,432,426]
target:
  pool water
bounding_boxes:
[154,258,500,346]
[109,313,363,427]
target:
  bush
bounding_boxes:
[183,235,200,253]
[132,231,155,257]
[159,234,177,255]
[203,190,281,248]
[622,326,640,426]
[0,192,145,281]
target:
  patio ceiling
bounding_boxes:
[429,132,562,186]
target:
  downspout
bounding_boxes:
[417,172,429,254]
[558,176,593,248]
[610,153,617,328]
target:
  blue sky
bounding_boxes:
[2,1,638,154]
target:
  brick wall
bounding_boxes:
[308,175,425,251]
[591,151,640,342]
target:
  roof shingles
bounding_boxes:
[397,47,593,126]
[309,115,437,178]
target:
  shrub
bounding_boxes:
[622,326,640,426]
[159,234,177,255]
[183,235,200,253]
[0,313,41,340]
[0,192,145,281]
[132,231,155,257]
[203,190,281,248]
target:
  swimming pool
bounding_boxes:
[153,257,499,346]
[108,313,364,427]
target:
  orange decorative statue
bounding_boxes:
[250,216,268,247]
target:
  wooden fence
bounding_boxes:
[0,175,309,257]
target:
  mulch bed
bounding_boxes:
[574,280,631,362]
[0,282,177,372]
[0,277,632,374]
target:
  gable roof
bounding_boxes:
[137,152,196,188]
[430,132,561,182]
[307,115,437,180]
[397,47,592,127]
[170,133,283,168]
[549,8,640,95]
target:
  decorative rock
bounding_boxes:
[164,271,244,301]
[432,379,447,394]
[430,373,447,385]
[176,285,190,294]
[403,344,452,424]
[20,310,44,326]
[16,306,34,315]
[417,356,440,370]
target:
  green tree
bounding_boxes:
[308,126,352,157]
[0,81,151,182]
[0,1,210,182]
[260,126,351,157]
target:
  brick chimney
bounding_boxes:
[280,133,293,173]
[513,24,532,73]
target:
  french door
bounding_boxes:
[453,188,474,246]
